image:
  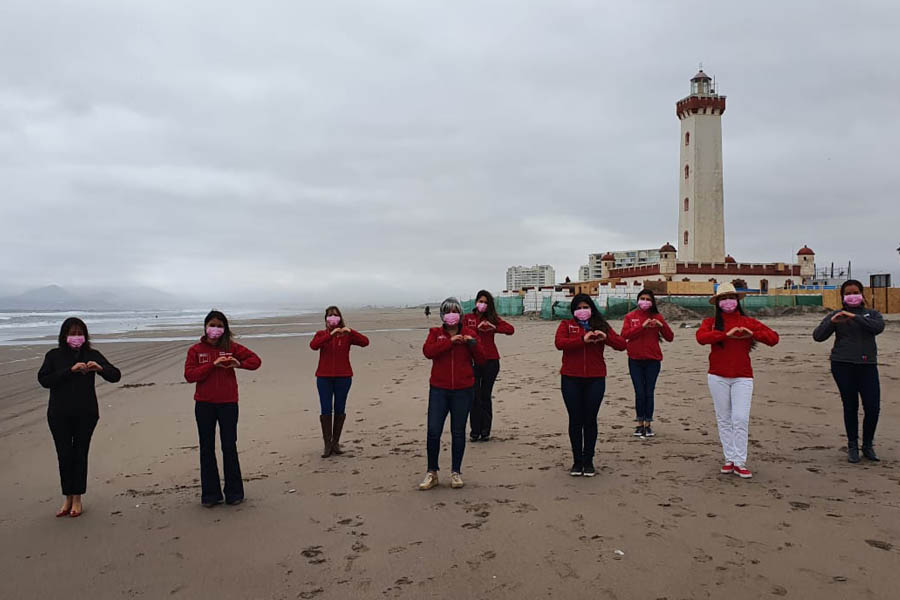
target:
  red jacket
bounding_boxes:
[620,309,675,361]
[422,325,486,390]
[461,313,515,360]
[555,319,627,378]
[696,313,779,378]
[184,340,262,403]
[309,329,370,377]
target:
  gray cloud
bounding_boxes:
[2,1,898,305]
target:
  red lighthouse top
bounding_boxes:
[677,66,726,119]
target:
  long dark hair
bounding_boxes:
[203,309,233,350]
[58,317,91,351]
[325,305,346,328]
[570,293,610,333]
[713,299,755,351]
[637,288,659,315]
[473,289,499,325]
[840,279,866,307]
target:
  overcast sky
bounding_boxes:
[2,1,899,306]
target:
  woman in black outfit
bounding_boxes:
[813,279,885,463]
[38,317,121,517]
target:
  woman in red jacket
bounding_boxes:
[696,284,778,479]
[419,297,486,491]
[621,289,674,438]
[309,306,370,458]
[184,310,261,507]
[555,294,626,477]
[462,290,515,442]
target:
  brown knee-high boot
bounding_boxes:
[320,415,333,458]
[331,414,346,455]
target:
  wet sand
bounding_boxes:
[1,309,898,599]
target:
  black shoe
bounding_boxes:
[480,433,491,442]
[470,434,480,442]
[225,498,244,506]
[202,499,223,508]
[569,463,583,476]
[848,443,860,463]
[634,426,645,437]
[582,463,596,477]
[644,426,654,438]
[862,445,880,461]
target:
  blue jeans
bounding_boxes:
[317,377,352,415]
[560,376,606,464]
[426,386,473,473]
[628,359,661,422]
[831,362,880,444]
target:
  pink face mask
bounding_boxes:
[719,299,739,313]
[843,294,863,307]
[637,299,652,311]
[67,335,85,349]
[206,326,225,339]
[326,315,342,327]
[442,312,460,326]
[475,302,488,313]
[573,308,592,321]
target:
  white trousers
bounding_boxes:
[707,374,754,467]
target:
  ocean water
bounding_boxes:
[0,308,313,345]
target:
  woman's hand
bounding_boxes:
[71,362,89,373]
[643,319,661,329]
[85,361,103,372]
[478,321,496,331]
[450,335,466,344]
[831,310,856,323]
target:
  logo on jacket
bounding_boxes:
[199,354,210,364]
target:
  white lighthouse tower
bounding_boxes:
[677,68,726,263]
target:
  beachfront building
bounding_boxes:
[586,249,660,280]
[588,68,818,293]
[506,264,556,291]
[578,265,590,282]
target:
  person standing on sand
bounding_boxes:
[813,279,885,463]
[184,310,261,507]
[621,289,674,438]
[425,306,431,318]
[419,297,486,490]
[38,317,121,518]
[309,306,370,458]
[555,294,626,477]
[696,283,779,479]
[463,290,515,442]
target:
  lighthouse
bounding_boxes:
[677,68,726,263]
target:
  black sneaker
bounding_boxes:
[470,434,480,443]
[582,463,596,477]
[644,426,654,438]
[569,463,583,476]
[634,426,645,437]
[480,432,491,442]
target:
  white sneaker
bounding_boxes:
[418,471,439,490]
[450,472,464,489]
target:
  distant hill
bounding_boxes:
[0,284,181,310]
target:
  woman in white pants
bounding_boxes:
[696,284,779,479]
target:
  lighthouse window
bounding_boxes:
[684,231,689,245]
[685,132,690,146]
[684,165,689,179]
[684,198,689,211]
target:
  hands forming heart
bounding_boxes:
[478,321,496,331]
[330,327,352,336]
[583,330,607,343]
[726,327,754,339]
[85,361,103,372]
[71,362,89,374]
[831,310,856,323]
[643,319,661,329]
[214,356,241,368]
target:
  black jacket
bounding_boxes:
[812,306,884,364]
[38,346,121,417]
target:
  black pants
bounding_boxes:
[470,359,500,437]
[560,375,606,464]
[48,413,98,495]
[195,402,243,504]
[831,361,880,445]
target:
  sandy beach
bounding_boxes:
[1,309,898,599]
